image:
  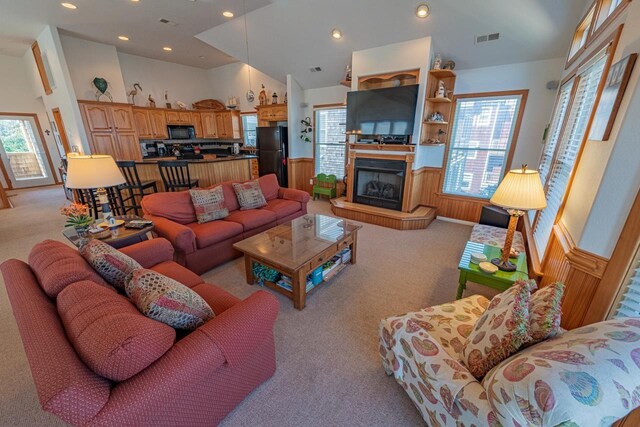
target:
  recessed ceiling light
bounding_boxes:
[222,11,234,18]
[118,35,129,41]
[130,0,140,2]
[331,28,343,40]
[61,2,77,9]
[163,46,173,51]
[416,4,430,18]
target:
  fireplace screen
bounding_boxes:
[353,158,406,211]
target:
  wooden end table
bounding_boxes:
[62,215,155,249]
[457,241,528,299]
[233,214,362,310]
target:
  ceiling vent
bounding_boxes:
[159,18,179,27]
[475,33,500,44]
[309,66,322,73]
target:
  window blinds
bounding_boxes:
[443,95,522,198]
[533,54,607,259]
[315,108,347,177]
[613,249,640,318]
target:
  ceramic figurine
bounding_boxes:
[272,92,278,104]
[127,83,142,104]
[164,90,171,109]
[92,77,113,102]
[148,94,156,108]
[435,80,447,98]
[432,54,442,70]
[443,60,456,70]
[259,85,267,106]
[284,92,288,104]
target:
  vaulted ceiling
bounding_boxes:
[0,0,588,89]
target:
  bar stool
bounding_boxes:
[157,160,199,192]
[76,187,126,220]
[116,160,158,215]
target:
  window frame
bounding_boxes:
[566,3,597,70]
[440,90,529,200]
[591,0,631,41]
[240,112,258,147]
[313,103,347,177]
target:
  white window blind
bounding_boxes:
[242,114,258,146]
[315,108,346,177]
[612,248,640,318]
[443,94,523,198]
[533,53,607,258]
[529,80,575,223]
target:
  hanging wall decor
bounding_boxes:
[92,77,112,102]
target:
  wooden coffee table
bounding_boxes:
[233,214,362,310]
[62,215,155,249]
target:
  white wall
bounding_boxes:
[118,52,214,108]
[454,57,565,170]
[561,1,640,257]
[0,53,62,186]
[208,62,286,112]
[286,75,305,158]
[60,35,127,103]
[350,37,434,168]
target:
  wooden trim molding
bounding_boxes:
[31,41,52,95]
[0,185,11,209]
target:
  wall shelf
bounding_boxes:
[426,97,452,104]
[429,69,456,79]
[425,121,449,125]
[340,80,352,88]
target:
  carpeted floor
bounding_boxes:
[0,186,499,426]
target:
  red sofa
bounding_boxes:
[141,174,310,274]
[1,238,279,427]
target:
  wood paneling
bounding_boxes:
[136,159,252,192]
[289,158,314,194]
[51,108,71,155]
[540,222,610,330]
[614,408,640,427]
[331,197,436,230]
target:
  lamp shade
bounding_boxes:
[65,155,125,189]
[490,168,547,211]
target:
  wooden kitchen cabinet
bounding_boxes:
[115,133,142,161]
[192,112,204,138]
[133,108,153,138]
[149,110,168,139]
[82,104,113,132]
[256,104,288,126]
[215,110,241,139]
[80,101,142,161]
[201,112,218,138]
[165,110,193,125]
[89,133,118,156]
[111,106,136,132]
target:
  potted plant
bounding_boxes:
[61,202,93,237]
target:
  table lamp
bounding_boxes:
[65,155,125,226]
[489,165,547,271]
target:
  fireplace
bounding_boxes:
[353,158,406,211]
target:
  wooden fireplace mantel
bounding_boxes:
[346,150,415,213]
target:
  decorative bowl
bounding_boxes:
[470,253,487,264]
[479,261,498,274]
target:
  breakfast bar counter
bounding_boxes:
[135,155,258,190]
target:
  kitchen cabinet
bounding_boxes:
[133,108,168,139]
[82,104,113,132]
[192,112,204,138]
[256,104,288,126]
[149,110,168,139]
[215,110,241,139]
[111,106,136,132]
[201,112,218,138]
[90,133,118,156]
[115,133,142,161]
[165,110,193,125]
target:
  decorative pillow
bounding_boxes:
[126,269,214,330]
[460,282,531,379]
[80,239,142,290]
[232,181,267,210]
[529,281,564,343]
[189,186,229,224]
[57,280,175,381]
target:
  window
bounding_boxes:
[314,107,347,177]
[611,247,640,318]
[567,6,596,65]
[242,114,258,146]
[442,92,525,199]
[533,52,608,258]
[593,0,627,34]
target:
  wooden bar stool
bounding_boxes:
[116,160,158,215]
[157,160,199,192]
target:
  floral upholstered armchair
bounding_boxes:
[379,295,640,426]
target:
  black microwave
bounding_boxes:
[167,125,196,140]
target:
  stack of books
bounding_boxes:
[276,275,315,292]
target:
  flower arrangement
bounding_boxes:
[60,202,93,229]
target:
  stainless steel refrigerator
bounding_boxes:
[257,126,288,187]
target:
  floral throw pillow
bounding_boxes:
[189,186,229,224]
[529,281,564,343]
[80,239,142,290]
[460,282,531,379]
[126,269,214,330]
[233,181,267,210]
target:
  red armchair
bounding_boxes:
[1,238,279,426]
[141,174,310,274]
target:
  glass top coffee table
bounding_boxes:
[233,214,362,310]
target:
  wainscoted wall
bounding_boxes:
[540,222,610,330]
[288,158,314,195]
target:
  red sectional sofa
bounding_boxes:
[141,174,310,274]
[0,238,279,427]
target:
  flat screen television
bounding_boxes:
[346,84,419,136]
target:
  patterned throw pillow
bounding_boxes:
[232,181,267,210]
[189,186,229,224]
[460,282,531,379]
[126,269,214,330]
[80,239,142,290]
[529,281,564,343]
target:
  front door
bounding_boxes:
[0,115,55,188]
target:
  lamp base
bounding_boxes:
[491,258,517,272]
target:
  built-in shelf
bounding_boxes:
[340,80,352,88]
[425,121,449,125]
[426,97,452,104]
[429,69,457,79]
[420,142,446,146]
[348,143,415,152]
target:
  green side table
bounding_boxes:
[457,241,528,299]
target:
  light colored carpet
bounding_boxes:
[0,187,499,426]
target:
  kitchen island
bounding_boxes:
[135,155,259,191]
